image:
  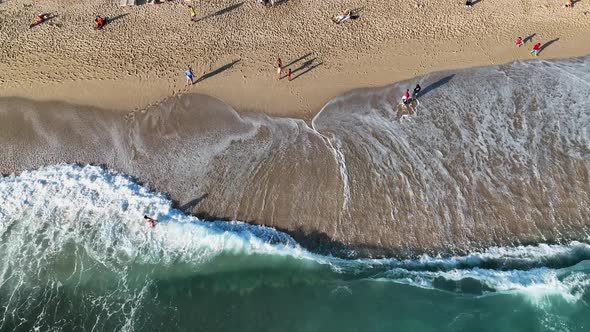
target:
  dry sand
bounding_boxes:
[1,0,590,119]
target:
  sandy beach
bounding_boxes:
[1,0,590,119]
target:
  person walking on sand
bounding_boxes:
[185,66,194,85]
[276,57,282,80]
[530,43,541,56]
[188,5,197,21]
[516,36,524,47]
[286,68,292,81]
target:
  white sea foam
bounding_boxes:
[1,164,589,302]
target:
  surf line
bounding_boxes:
[311,103,351,212]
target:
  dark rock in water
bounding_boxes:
[1,56,589,257]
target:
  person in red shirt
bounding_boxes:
[402,89,410,103]
[95,16,106,30]
[287,68,292,81]
[530,43,540,56]
[516,37,523,47]
[30,13,48,28]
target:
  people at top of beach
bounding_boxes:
[257,0,275,6]
[413,84,421,98]
[402,89,410,103]
[188,5,197,20]
[185,66,194,85]
[531,43,541,56]
[565,0,574,8]
[144,215,157,227]
[276,57,282,80]
[30,13,49,28]
[465,0,472,8]
[333,9,352,24]
[516,37,523,47]
[95,15,106,30]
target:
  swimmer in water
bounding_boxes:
[144,215,157,227]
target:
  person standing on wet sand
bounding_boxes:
[413,84,421,99]
[402,89,410,103]
[185,66,194,85]
[286,68,292,81]
[516,36,524,47]
[530,43,541,56]
[276,57,282,80]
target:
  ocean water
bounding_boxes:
[1,165,589,331]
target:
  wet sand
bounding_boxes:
[2,56,590,256]
[2,0,590,256]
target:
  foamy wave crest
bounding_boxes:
[1,164,589,302]
[0,165,321,276]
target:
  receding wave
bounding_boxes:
[1,165,589,331]
[1,56,589,256]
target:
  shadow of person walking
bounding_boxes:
[419,74,455,97]
[195,60,241,84]
[538,38,560,55]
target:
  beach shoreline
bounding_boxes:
[1,0,590,119]
[2,55,590,256]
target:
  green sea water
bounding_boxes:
[1,166,589,332]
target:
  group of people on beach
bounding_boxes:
[276,58,292,81]
[256,0,276,6]
[515,36,542,56]
[401,84,421,106]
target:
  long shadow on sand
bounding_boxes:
[419,74,455,97]
[285,52,312,68]
[538,38,559,55]
[523,33,536,44]
[291,59,322,81]
[200,2,244,21]
[108,13,130,24]
[195,60,240,84]
[179,194,209,211]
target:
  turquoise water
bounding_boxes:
[1,165,589,331]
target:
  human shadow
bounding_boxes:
[107,13,129,25]
[200,2,244,21]
[292,57,316,74]
[538,38,559,55]
[30,14,58,28]
[523,33,536,44]
[195,60,240,84]
[285,52,312,68]
[271,0,291,6]
[179,194,209,211]
[350,7,364,19]
[291,60,322,81]
[419,74,455,97]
